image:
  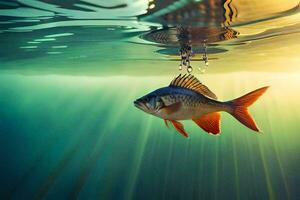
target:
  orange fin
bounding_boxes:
[232,107,259,131]
[192,112,221,135]
[169,120,189,138]
[162,102,182,115]
[164,119,170,128]
[229,86,269,132]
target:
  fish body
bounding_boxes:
[134,74,268,137]
[146,86,226,120]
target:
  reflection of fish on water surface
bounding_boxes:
[140,0,240,47]
[142,26,239,47]
[134,74,269,138]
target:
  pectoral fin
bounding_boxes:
[164,119,170,128]
[192,112,221,135]
[162,102,182,115]
[169,120,189,138]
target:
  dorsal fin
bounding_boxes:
[169,74,218,99]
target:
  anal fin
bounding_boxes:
[192,112,221,135]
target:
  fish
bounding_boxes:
[134,74,269,138]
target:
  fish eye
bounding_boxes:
[143,96,150,102]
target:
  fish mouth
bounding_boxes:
[134,100,149,111]
[134,100,160,115]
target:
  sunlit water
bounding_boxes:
[0,1,300,200]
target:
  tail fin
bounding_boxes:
[228,86,269,132]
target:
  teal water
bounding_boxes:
[1,1,300,200]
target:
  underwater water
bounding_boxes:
[1,0,300,199]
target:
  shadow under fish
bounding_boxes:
[134,74,269,137]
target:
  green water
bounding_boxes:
[0,74,299,199]
[1,0,300,200]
